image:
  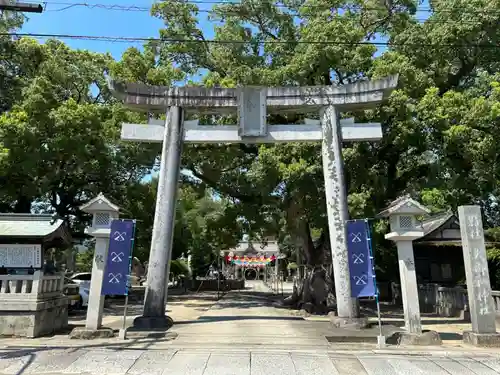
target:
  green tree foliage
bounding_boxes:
[170,259,190,277]
[121,178,241,269]
[0,10,25,114]
[75,248,94,273]
[487,248,500,290]
[1,0,500,300]
[147,0,500,290]
[0,39,181,230]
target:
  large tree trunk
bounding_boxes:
[279,199,336,314]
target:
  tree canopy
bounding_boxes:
[0,0,499,284]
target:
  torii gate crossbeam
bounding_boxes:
[108,76,398,330]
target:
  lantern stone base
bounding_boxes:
[392,330,442,346]
[0,297,68,338]
[133,315,174,330]
[329,315,370,330]
[69,327,114,339]
[463,331,500,347]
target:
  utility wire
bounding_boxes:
[39,0,500,15]
[3,32,500,49]
[6,2,498,47]
[37,1,500,26]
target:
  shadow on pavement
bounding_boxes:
[0,282,472,375]
[174,315,305,325]
[0,336,177,375]
[439,332,464,340]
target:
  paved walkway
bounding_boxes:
[3,281,500,374]
[2,347,500,374]
[170,280,333,348]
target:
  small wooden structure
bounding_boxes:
[413,212,465,285]
[0,213,72,337]
[222,240,279,280]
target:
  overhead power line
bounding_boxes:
[38,1,500,25]
[39,0,500,15]
[4,32,500,49]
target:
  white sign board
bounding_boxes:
[0,244,42,268]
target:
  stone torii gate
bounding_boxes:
[108,76,398,329]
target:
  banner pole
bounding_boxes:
[122,295,129,331]
[366,219,385,348]
[217,252,221,301]
[119,219,136,340]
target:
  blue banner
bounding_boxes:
[346,220,377,298]
[101,219,136,296]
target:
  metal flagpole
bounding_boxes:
[280,271,284,296]
[217,252,221,301]
[120,219,136,340]
[365,219,385,348]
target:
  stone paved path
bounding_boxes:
[2,347,500,374]
[3,281,500,374]
[170,280,333,348]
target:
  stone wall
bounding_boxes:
[0,297,68,337]
[0,272,69,337]
[392,283,499,319]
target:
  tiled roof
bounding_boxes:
[79,192,120,212]
[228,241,279,254]
[0,213,65,237]
[377,194,431,217]
[421,212,456,237]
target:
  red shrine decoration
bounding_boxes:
[224,253,277,268]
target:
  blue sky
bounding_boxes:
[22,0,212,59]
[20,0,430,184]
[21,1,431,62]
[21,0,213,60]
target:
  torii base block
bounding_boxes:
[133,315,174,331]
[69,327,114,340]
[463,331,500,347]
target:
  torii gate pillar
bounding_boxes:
[109,76,398,329]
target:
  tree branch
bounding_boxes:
[334,69,344,85]
[438,53,478,95]
[186,164,271,204]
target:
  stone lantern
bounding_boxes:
[83,193,120,238]
[378,195,441,345]
[71,193,120,338]
[381,196,428,242]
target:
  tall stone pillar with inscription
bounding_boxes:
[378,196,442,345]
[70,193,120,338]
[135,107,184,330]
[458,205,500,346]
[108,75,398,327]
[322,105,359,321]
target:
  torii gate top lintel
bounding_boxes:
[107,75,398,115]
[107,75,400,324]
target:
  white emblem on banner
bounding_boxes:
[108,273,122,284]
[352,253,365,264]
[350,232,362,243]
[113,231,126,241]
[111,252,124,262]
[353,275,368,285]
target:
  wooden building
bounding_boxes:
[0,213,72,272]
[222,239,280,280]
[413,212,465,286]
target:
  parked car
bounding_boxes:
[69,272,92,285]
[68,272,91,308]
[63,279,82,310]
